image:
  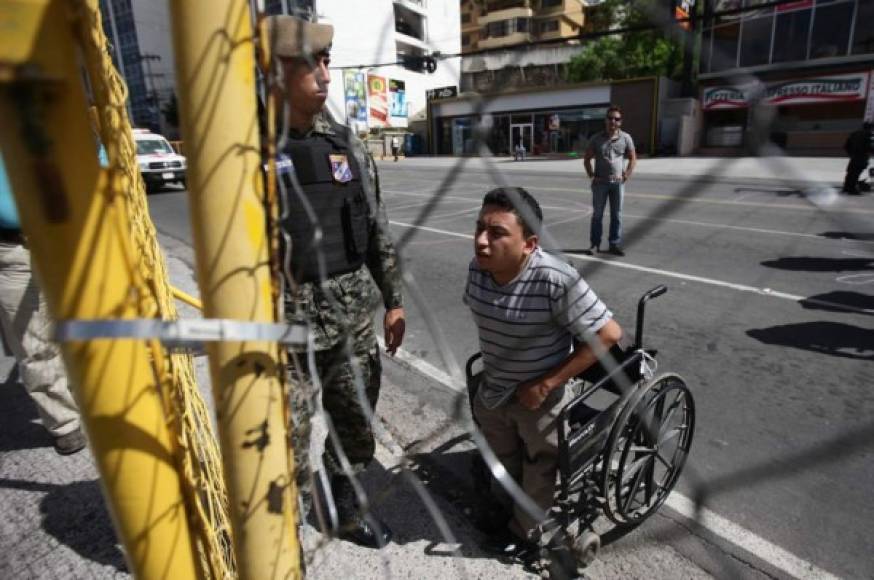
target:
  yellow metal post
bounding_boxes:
[168,1,301,578]
[0,1,200,578]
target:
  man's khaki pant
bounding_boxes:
[0,241,79,437]
[474,385,573,539]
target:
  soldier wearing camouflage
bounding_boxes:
[269,14,405,549]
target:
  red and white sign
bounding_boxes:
[367,75,389,128]
[703,72,870,111]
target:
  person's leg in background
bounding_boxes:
[843,158,866,194]
[0,241,83,454]
[607,181,625,255]
[587,180,608,254]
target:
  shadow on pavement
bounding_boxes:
[354,451,492,559]
[761,256,873,272]
[0,368,53,452]
[801,291,874,314]
[746,321,874,361]
[820,231,874,242]
[0,478,126,571]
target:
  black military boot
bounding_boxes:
[330,475,393,548]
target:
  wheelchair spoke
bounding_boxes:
[656,396,685,441]
[628,444,656,454]
[654,451,673,470]
[622,453,654,481]
[659,424,688,447]
[621,457,649,514]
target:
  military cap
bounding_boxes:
[266,15,333,59]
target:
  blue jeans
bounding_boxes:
[590,180,624,247]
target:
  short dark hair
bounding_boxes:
[607,104,622,117]
[482,187,543,237]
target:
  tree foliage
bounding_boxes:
[567,0,684,83]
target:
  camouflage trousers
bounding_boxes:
[288,323,382,498]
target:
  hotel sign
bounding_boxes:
[703,72,869,110]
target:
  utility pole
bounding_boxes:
[139,52,162,129]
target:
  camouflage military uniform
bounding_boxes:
[283,113,403,496]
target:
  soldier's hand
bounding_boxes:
[384,307,406,356]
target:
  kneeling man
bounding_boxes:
[464,187,623,552]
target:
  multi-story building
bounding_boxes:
[461,0,587,53]
[698,0,874,155]
[432,0,670,158]
[99,0,178,133]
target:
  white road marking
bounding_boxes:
[388,220,874,316]
[666,494,840,580]
[384,188,874,244]
[384,183,874,215]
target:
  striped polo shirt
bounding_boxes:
[464,247,613,409]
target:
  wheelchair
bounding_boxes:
[465,285,696,575]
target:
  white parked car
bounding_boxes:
[133,129,186,191]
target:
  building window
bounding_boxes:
[772,6,810,63]
[540,19,559,33]
[485,18,530,37]
[395,4,426,41]
[462,34,471,46]
[541,0,562,8]
[809,0,854,59]
[739,13,773,67]
[487,1,527,11]
[852,0,874,55]
[711,22,740,71]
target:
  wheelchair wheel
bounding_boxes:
[572,530,600,568]
[601,373,695,526]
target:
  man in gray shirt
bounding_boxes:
[464,187,623,554]
[583,104,637,256]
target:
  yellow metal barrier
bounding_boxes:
[0,1,200,577]
[169,0,301,577]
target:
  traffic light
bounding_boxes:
[401,54,437,73]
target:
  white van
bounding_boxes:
[133,129,187,191]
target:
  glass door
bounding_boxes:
[510,123,533,156]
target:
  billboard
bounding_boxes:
[389,79,408,127]
[367,74,389,128]
[344,71,367,127]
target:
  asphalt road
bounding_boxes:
[146,161,874,579]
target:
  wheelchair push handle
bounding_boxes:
[634,285,667,349]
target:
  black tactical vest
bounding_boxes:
[279,126,370,284]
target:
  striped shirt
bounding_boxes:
[463,247,612,409]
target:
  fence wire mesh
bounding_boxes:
[247,2,873,579]
[12,0,866,578]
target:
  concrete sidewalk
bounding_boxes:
[395,155,854,185]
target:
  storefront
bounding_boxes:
[429,79,658,156]
[701,69,873,153]
[702,70,874,152]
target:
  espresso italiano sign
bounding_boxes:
[703,72,870,110]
